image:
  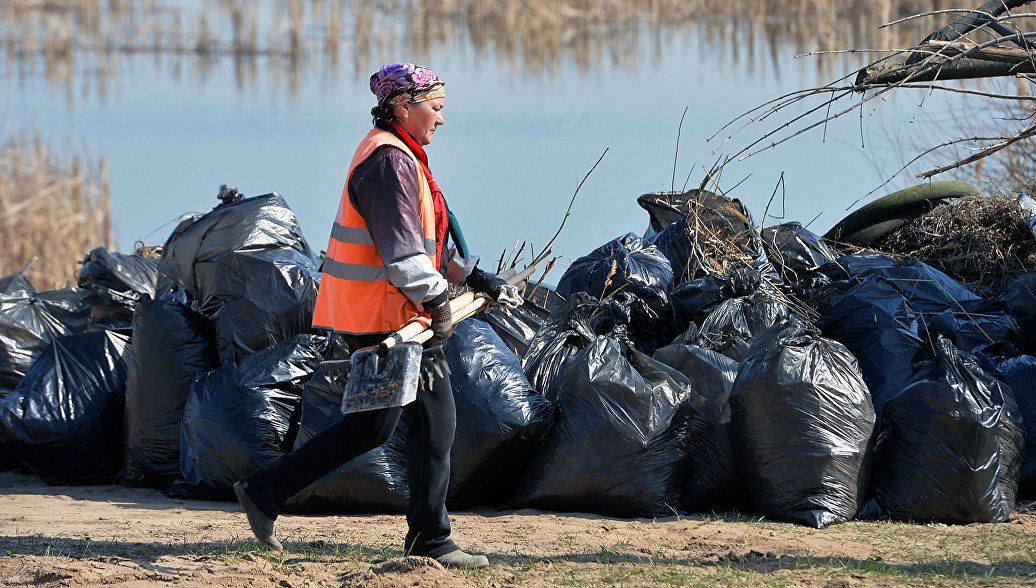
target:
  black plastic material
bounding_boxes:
[482,301,552,356]
[0,272,34,299]
[0,330,131,484]
[647,214,701,286]
[284,359,410,514]
[814,253,980,314]
[639,189,717,238]
[512,336,690,517]
[157,193,321,363]
[922,299,1020,354]
[730,318,875,528]
[524,282,567,314]
[861,336,1023,523]
[443,319,554,508]
[760,222,836,285]
[653,342,742,512]
[669,268,761,332]
[1003,273,1036,353]
[556,233,673,300]
[686,289,791,362]
[170,334,324,500]
[973,348,1036,498]
[520,294,601,403]
[123,292,220,488]
[638,190,760,261]
[0,273,92,390]
[817,275,925,423]
[77,247,159,329]
[599,289,673,355]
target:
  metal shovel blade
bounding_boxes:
[341,342,422,414]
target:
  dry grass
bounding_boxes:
[0,0,969,95]
[0,137,113,291]
[873,194,1036,296]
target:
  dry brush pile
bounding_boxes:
[0,137,113,290]
[873,194,1036,295]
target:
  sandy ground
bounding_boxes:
[1,470,1034,587]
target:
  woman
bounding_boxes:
[233,63,519,569]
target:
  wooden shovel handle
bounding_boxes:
[379,265,535,349]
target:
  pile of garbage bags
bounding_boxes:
[0,188,1033,529]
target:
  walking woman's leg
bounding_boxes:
[402,345,458,558]
[238,406,402,518]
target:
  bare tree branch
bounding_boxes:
[918,120,1036,176]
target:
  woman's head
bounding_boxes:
[370,63,446,145]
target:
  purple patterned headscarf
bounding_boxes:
[369,63,445,107]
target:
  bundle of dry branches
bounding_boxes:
[0,137,113,290]
[684,196,761,276]
[872,194,1036,294]
[712,0,1036,199]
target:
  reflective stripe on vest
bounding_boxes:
[311,128,438,335]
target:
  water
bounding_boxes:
[1,2,969,274]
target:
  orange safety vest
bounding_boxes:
[311,128,438,335]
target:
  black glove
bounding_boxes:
[426,294,453,343]
[465,267,508,298]
[466,267,522,309]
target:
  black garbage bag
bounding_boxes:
[78,247,159,329]
[647,214,702,286]
[169,334,324,500]
[0,330,130,484]
[638,190,761,259]
[814,253,980,314]
[525,282,567,314]
[653,342,742,512]
[649,214,762,288]
[861,337,1023,523]
[817,275,925,423]
[972,348,1036,498]
[0,366,15,471]
[669,267,762,333]
[444,319,554,508]
[1003,273,1036,353]
[482,300,552,356]
[157,193,321,364]
[511,336,691,517]
[599,289,674,355]
[730,317,874,528]
[687,288,791,362]
[760,222,836,285]
[556,233,673,300]
[521,293,602,403]
[0,272,36,304]
[283,360,410,514]
[123,292,220,488]
[0,273,92,390]
[0,433,16,471]
[923,299,1020,354]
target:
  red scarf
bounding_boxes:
[384,121,449,270]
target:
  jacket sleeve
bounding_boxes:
[349,146,447,308]
[444,245,479,285]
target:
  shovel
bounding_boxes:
[341,265,536,414]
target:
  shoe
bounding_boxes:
[233,481,283,552]
[434,549,490,569]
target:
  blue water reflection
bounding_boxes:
[1,3,960,272]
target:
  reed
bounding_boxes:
[0,137,113,291]
[0,0,969,97]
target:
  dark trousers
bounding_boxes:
[240,343,458,558]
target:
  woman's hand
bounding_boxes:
[465,267,522,309]
[427,296,454,343]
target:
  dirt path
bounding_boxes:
[1,471,1034,587]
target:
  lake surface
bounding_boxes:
[1,1,971,273]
